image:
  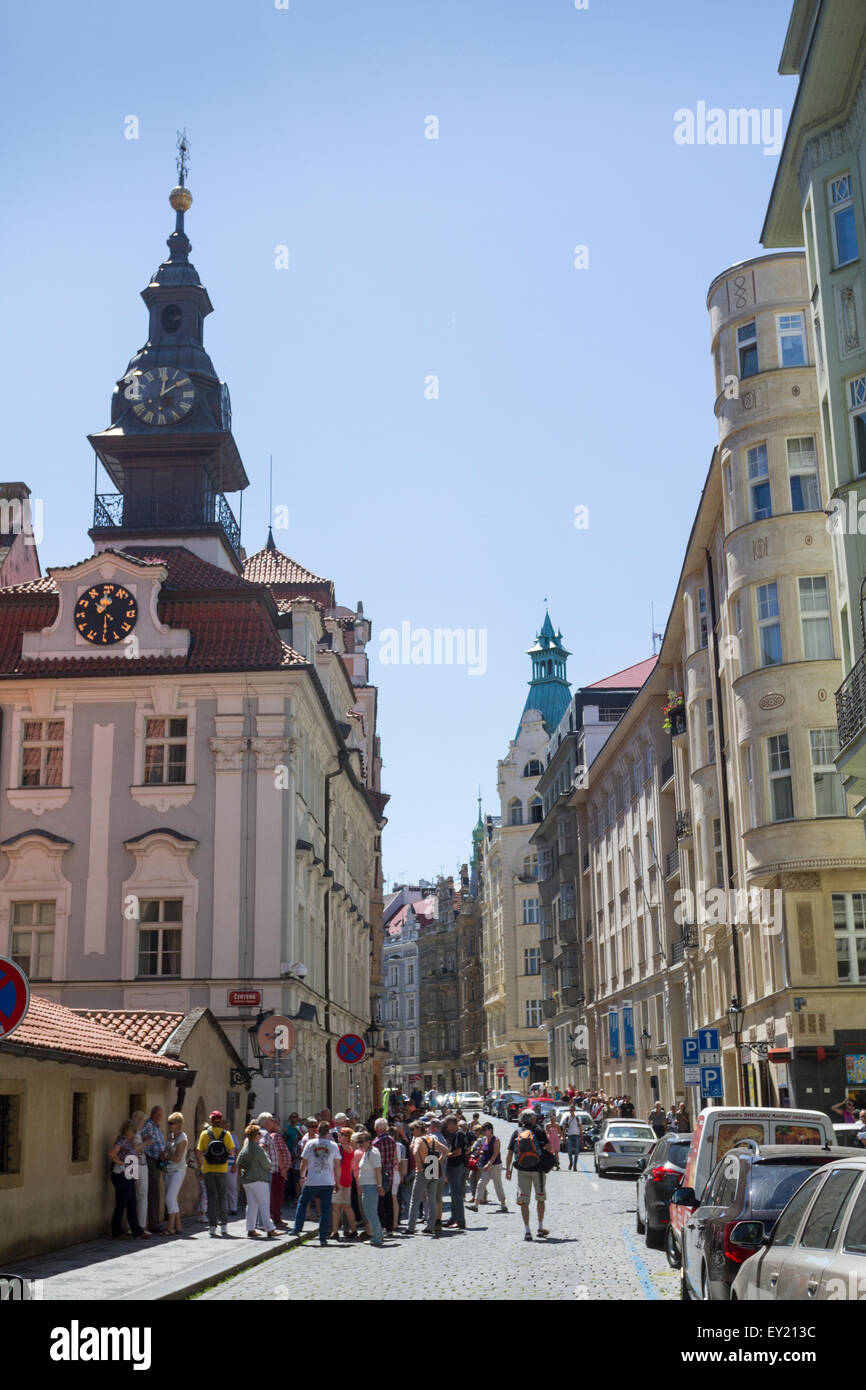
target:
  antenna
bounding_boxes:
[269,455,274,522]
[651,603,664,656]
[176,129,190,186]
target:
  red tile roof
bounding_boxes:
[3,996,186,1073]
[74,1009,185,1052]
[587,656,658,690]
[122,546,255,592]
[243,542,336,610]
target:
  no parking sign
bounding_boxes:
[0,957,30,1041]
[336,1033,366,1064]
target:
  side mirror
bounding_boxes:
[729,1220,765,1248]
[671,1186,696,1207]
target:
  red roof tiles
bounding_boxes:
[74,1009,185,1052]
[3,996,186,1073]
[587,656,658,690]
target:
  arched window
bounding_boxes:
[547,660,553,675]
[509,799,523,826]
[523,759,543,778]
[529,796,543,824]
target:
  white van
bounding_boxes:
[667,1106,834,1266]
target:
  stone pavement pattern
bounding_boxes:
[201,1116,680,1302]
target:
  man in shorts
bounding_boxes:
[505,1108,551,1241]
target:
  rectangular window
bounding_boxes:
[799,576,834,660]
[557,816,575,855]
[407,996,415,1021]
[744,745,756,829]
[10,900,55,980]
[833,892,866,984]
[705,698,715,764]
[810,728,846,817]
[524,947,540,975]
[830,174,859,267]
[756,582,782,666]
[738,320,759,378]
[137,898,183,977]
[0,1095,22,1175]
[560,883,576,920]
[71,1091,89,1163]
[522,898,539,925]
[747,444,771,520]
[144,717,188,785]
[406,962,414,986]
[697,587,709,649]
[20,719,64,788]
[786,436,821,512]
[777,312,807,368]
[849,376,866,475]
[767,734,794,822]
[524,999,542,1027]
[712,818,724,888]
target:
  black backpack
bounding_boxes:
[204,1126,230,1163]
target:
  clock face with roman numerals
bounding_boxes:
[75,584,138,645]
[131,367,196,425]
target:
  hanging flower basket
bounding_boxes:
[662,689,684,732]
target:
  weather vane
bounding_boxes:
[176,129,190,187]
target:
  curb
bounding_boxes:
[154,1231,316,1301]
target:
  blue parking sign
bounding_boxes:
[681,1037,699,1065]
[700,1066,723,1098]
[698,1027,720,1053]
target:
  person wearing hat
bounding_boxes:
[195,1110,235,1237]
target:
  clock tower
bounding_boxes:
[88,137,249,573]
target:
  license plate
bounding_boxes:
[619,1144,644,1153]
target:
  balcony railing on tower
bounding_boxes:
[93,485,241,556]
[837,649,866,752]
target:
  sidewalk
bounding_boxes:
[4,1216,312,1301]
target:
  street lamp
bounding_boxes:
[726,997,746,1105]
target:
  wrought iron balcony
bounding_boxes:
[676,809,693,840]
[665,847,680,877]
[93,488,242,556]
[682,922,700,949]
[837,649,866,751]
[670,938,685,966]
[669,707,687,738]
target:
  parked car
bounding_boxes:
[497,1091,524,1118]
[529,1101,561,1120]
[636,1133,692,1249]
[731,1153,866,1301]
[833,1123,864,1149]
[594,1121,657,1177]
[505,1096,529,1123]
[456,1091,484,1112]
[666,1106,835,1273]
[674,1142,842,1301]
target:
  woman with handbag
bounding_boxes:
[472,1122,507,1210]
[238,1123,280,1239]
[163,1112,188,1235]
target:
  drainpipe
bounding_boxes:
[705,549,744,1104]
[324,751,349,1111]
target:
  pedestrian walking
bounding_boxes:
[282,1112,302,1203]
[648,1101,666,1139]
[331,1127,359,1240]
[405,1120,448,1236]
[391,1125,407,1230]
[107,1119,146,1240]
[473,1122,507,1210]
[163,1112,188,1235]
[442,1114,469,1229]
[353,1130,385,1246]
[141,1106,167,1233]
[293,1120,341,1246]
[238,1123,280,1239]
[619,1095,635,1119]
[130,1110,152,1235]
[467,1132,485,1203]
[545,1114,562,1170]
[562,1105,584,1169]
[257,1112,291,1228]
[225,1125,240,1216]
[675,1102,691,1133]
[373,1117,397,1232]
[195,1108,235,1237]
[505,1108,551,1242]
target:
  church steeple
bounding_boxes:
[516,609,572,738]
[88,135,249,573]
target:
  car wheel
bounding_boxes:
[645,1222,665,1250]
[665,1225,682,1270]
[636,1198,646,1235]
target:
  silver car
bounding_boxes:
[731,1154,866,1300]
[594,1120,657,1176]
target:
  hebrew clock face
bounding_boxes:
[75,584,138,645]
[131,367,195,425]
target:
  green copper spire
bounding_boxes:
[516,609,571,738]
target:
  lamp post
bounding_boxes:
[364,1019,382,1114]
[726,997,746,1105]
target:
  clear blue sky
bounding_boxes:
[0,0,797,887]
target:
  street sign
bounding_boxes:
[699,1050,721,1067]
[336,1033,366,1064]
[701,1065,723,1098]
[496,1068,506,1077]
[697,1027,720,1053]
[514,1053,530,1066]
[517,1065,529,1079]
[260,1057,294,1079]
[0,957,30,1041]
[683,1064,701,1085]
[681,1037,699,1065]
[228,988,261,1007]
[257,1015,296,1057]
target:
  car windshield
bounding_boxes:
[607,1125,655,1140]
[750,1162,827,1211]
[667,1141,691,1167]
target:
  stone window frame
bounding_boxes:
[0,832,73,983]
[5,702,74,816]
[120,830,199,982]
[130,696,197,811]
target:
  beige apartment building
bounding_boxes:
[576,252,866,1118]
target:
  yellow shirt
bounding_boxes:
[197,1125,235,1174]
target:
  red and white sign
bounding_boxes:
[228,989,262,1007]
[257,1015,296,1057]
[496,1068,506,1077]
[0,957,29,1041]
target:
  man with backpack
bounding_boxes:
[505,1109,552,1242]
[195,1109,236,1238]
[405,1119,449,1236]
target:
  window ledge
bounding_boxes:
[130,783,196,811]
[6,786,72,817]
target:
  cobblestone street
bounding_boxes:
[199,1117,680,1301]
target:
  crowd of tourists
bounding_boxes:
[106,1093,561,1245]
